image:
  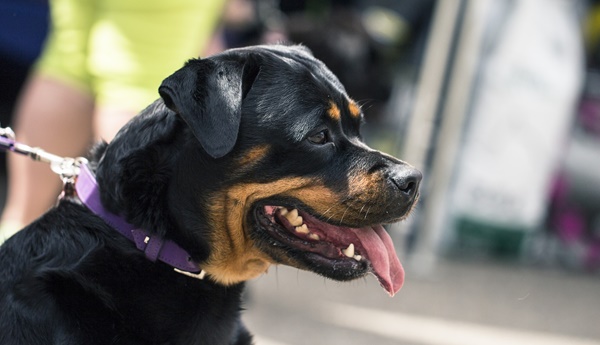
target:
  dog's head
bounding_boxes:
[96,45,421,296]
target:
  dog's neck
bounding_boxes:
[75,163,205,278]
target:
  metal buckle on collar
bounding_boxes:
[173,268,207,280]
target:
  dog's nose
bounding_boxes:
[389,166,422,200]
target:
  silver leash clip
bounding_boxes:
[50,157,89,185]
[0,127,15,140]
[0,125,88,196]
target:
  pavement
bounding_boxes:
[243,257,600,345]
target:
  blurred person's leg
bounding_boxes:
[90,0,227,141]
[0,0,227,241]
[0,76,94,239]
[0,0,94,239]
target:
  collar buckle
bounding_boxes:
[173,268,206,280]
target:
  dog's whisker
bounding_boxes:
[326,211,339,223]
[321,206,334,217]
[358,203,367,217]
[340,206,350,225]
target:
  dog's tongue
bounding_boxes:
[349,225,404,296]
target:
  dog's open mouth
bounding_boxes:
[255,205,404,296]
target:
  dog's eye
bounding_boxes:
[308,130,330,145]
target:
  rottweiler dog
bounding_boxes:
[0,45,421,345]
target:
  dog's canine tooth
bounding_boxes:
[353,255,362,261]
[284,209,303,226]
[295,224,309,234]
[290,216,303,227]
[284,209,298,223]
[278,207,288,216]
[308,233,320,241]
[342,243,355,258]
[286,209,298,219]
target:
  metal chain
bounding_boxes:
[0,125,88,188]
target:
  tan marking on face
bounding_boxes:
[342,170,387,222]
[345,161,419,223]
[236,145,270,168]
[203,177,344,285]
[348,100,361,118]
[327,101,341,121]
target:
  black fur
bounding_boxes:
[1,202,250,345]
[0,45,420,344]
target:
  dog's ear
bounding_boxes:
[158,57,260,158]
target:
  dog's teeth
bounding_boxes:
[308,233,320,241]
[286,209,298,219]
[290,216,303,227]
[279,207,288,216]
[284,209,303,226]
[353,255,362,261]
[295,224,309,234]
[342,243,355,258]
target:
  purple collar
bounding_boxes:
[75,164,203,276]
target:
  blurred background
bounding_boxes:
[1,0,600,344]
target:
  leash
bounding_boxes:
[0,127,87,193]
[0,126,205,279]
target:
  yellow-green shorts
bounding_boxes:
[36,0,225,111]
